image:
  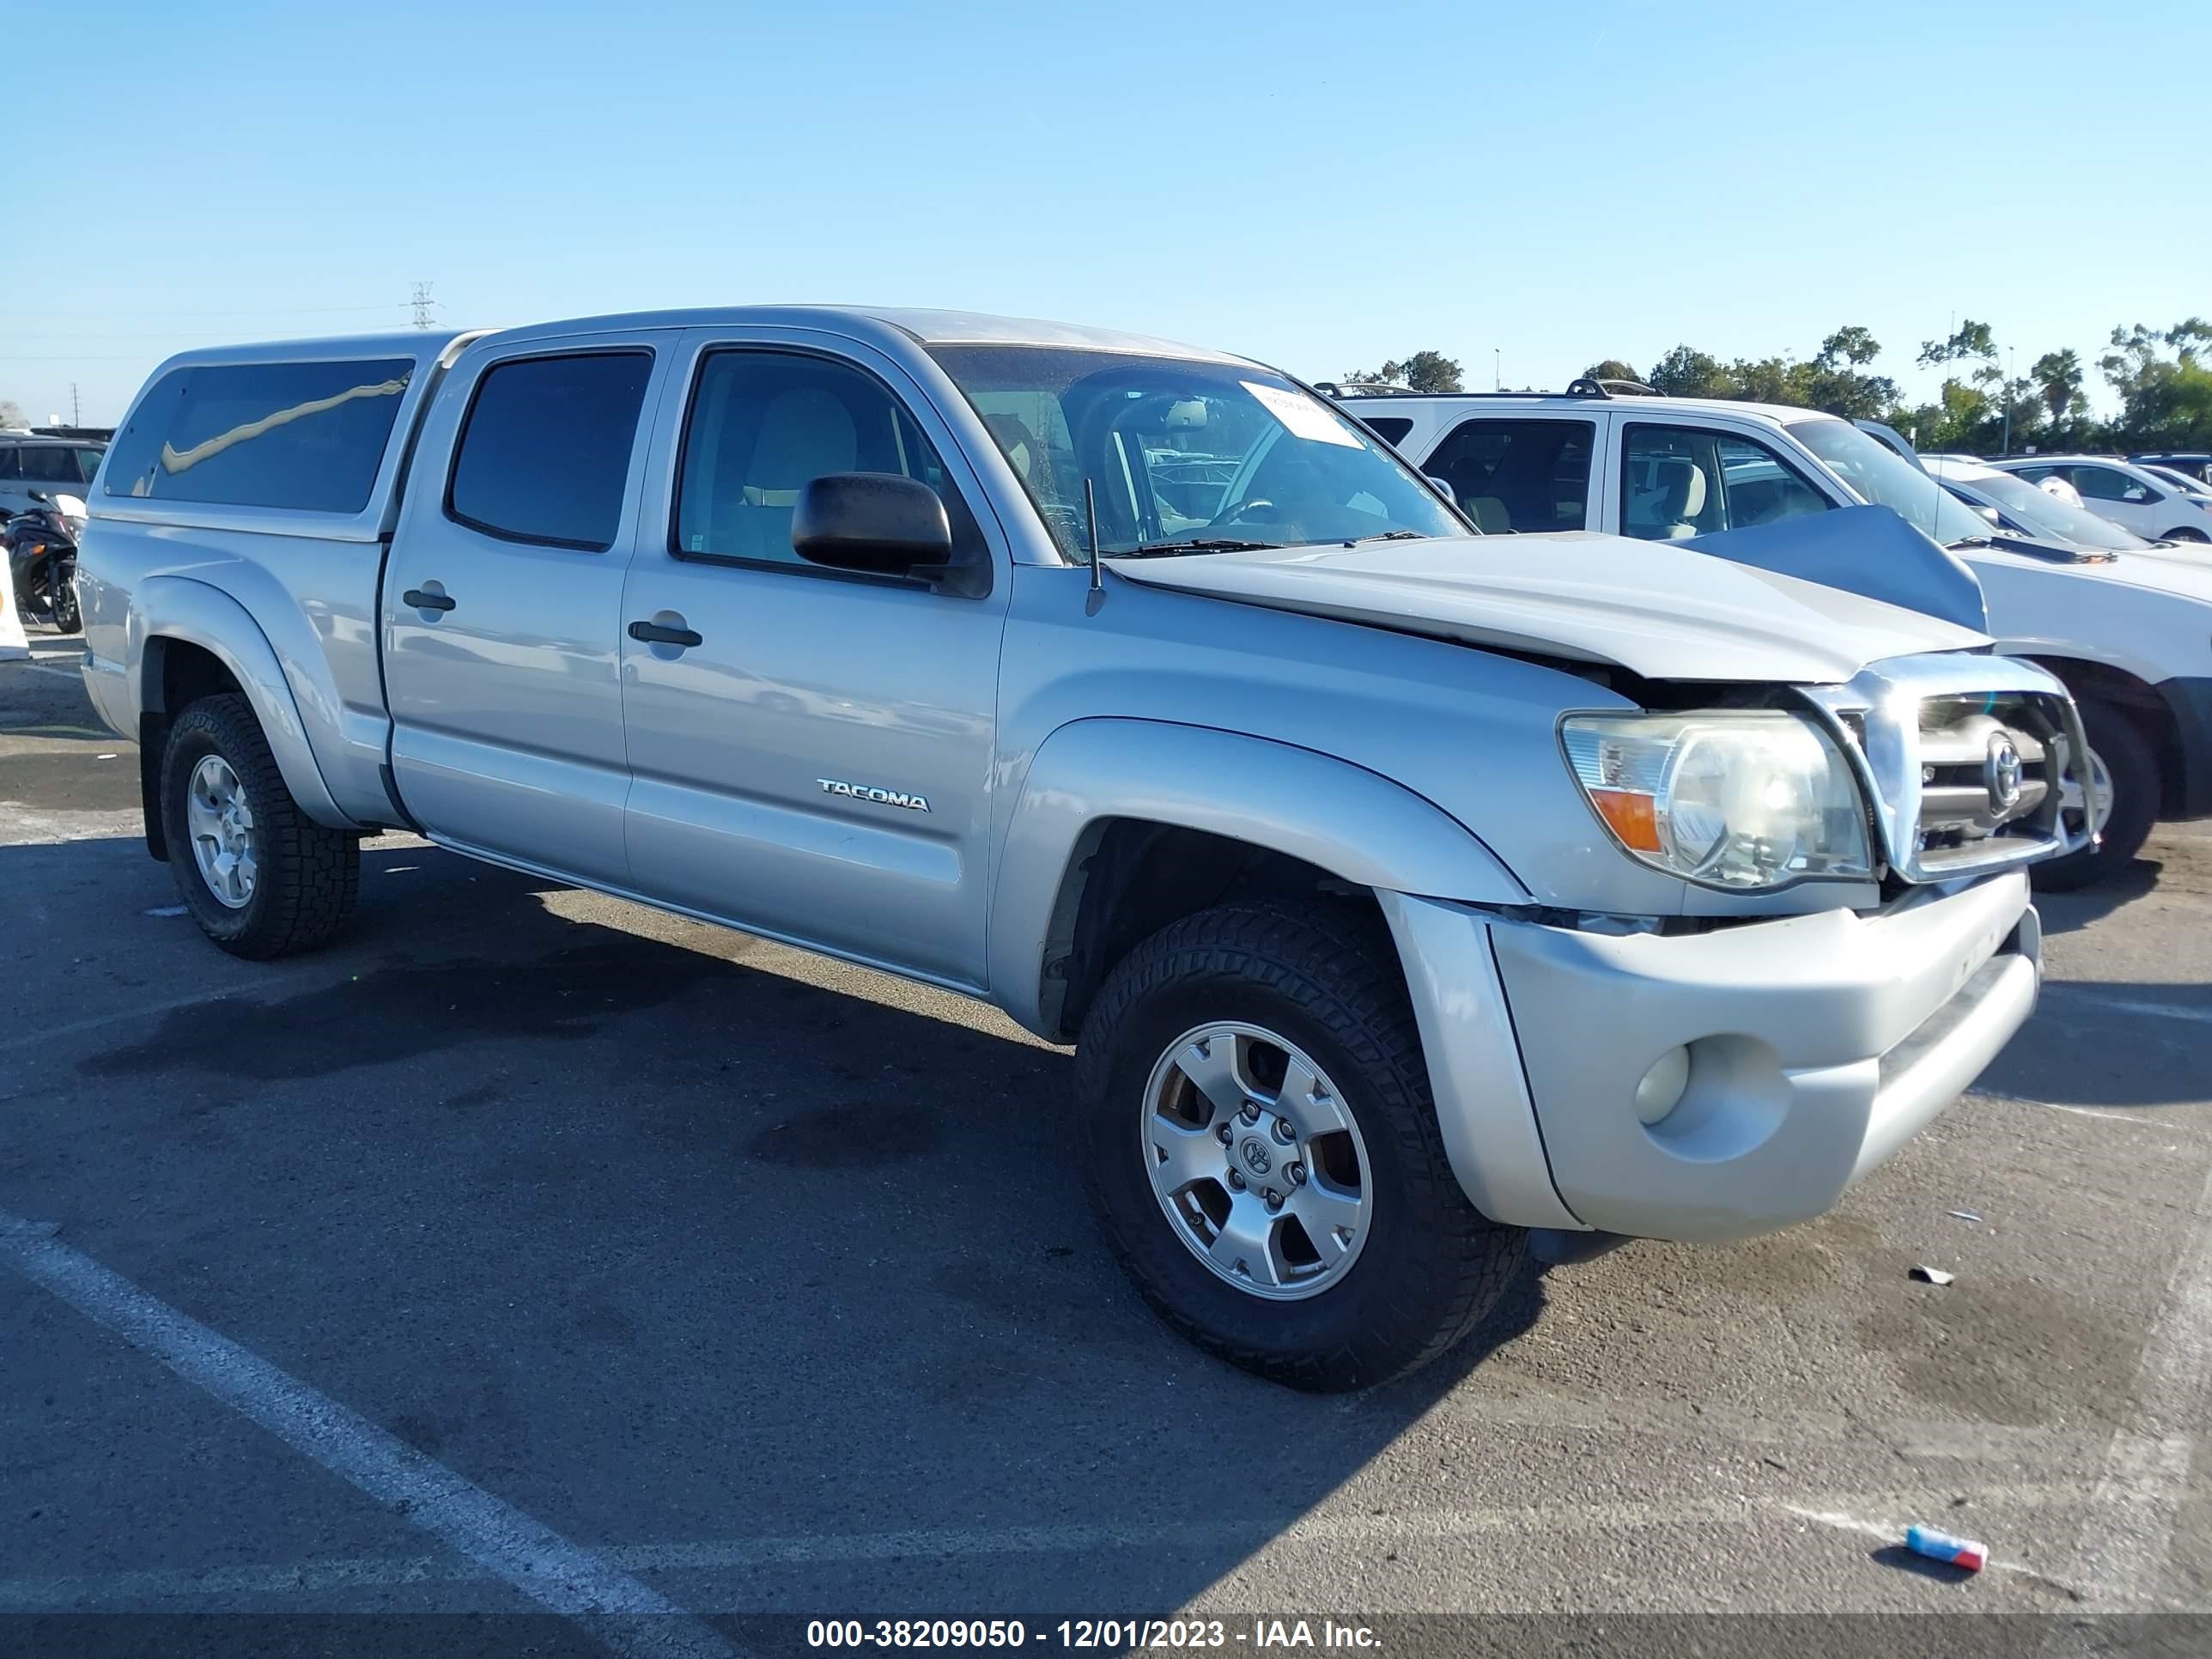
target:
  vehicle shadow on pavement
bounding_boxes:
[3,835,1547,1613]
[1981,974,2212,1109]
[2032,860,2163,935]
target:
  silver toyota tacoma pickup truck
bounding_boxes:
[76,307,2090,1389]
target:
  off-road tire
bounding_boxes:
[1076,897,1528,1390]
[2033,696,2159,891]
[161,693,359,957]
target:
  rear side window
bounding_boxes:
[1423,418,1594,533]
[1360,416,1414,446]
[18,446,103,485]
[102,359,414,512]
[447,352,655,550]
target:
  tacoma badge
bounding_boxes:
[817,777,932,812]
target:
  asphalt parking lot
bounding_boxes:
[3,624,2209,1651]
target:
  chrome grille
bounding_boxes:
[1798,654,2095,884]
[1911,692,2069,873]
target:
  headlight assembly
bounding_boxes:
[1562,711,1874,890]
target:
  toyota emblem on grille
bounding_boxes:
[1984,733,2024,813]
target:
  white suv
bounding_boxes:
[1990,454,2212,544]
[1334,383,2212,888]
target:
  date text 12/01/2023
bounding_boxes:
[805,1620,1382,1649]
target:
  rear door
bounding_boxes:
[615,330,1011,988]
[1414,415,1601,533]
[383,332,676,886]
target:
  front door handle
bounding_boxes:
[403,587,456,613]
[629,619,703,648]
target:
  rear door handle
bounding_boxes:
[402,588,456,612]
[629,619,703,648]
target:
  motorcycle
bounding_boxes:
[5,489,85,634]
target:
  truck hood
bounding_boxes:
[1103,529,1988,684]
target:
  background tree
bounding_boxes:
[1816,326,1881,369]
[2032,349,2084,428]
[2100,319,2212,448]
[1581,358,1642,383]
[1917,319,1998,374]
[1644,345,1732,398]
[1339,350,1463,392]
[0,398,25,429]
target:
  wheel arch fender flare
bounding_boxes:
[133,575,351,830]
[987,717,1528,1036]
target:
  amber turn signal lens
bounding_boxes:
[1588,787,1661,853]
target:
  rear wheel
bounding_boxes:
[50,566,80,634]
[1076,898,1528,1390]
[161,693,359,957]
[2160,526,2209,544]
[2033,696,2157,891]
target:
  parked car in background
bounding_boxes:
[2132,451,2212,485]
[75,308,2088,1390]
[1990,454,2212,544]
[1924,457,2167,555]
[1333,384,2212,886]
[1,434,106,520]
[2137,462,2212,502]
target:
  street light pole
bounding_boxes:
[1493,348,1500,392]
[2002,346,2014,456]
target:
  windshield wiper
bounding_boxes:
[1348,530,1426,544]
[1945,536,1996,550]
[1118,538,1284,557]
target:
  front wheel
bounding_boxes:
[2160,526,2209,544]
[2033,696,2158,891]
[1075,899,1528,1390]
[50,566,80,634]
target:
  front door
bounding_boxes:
[2062,463,2165,537]
[383,337,672,886]
[617,335,1010,988]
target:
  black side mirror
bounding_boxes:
[792,472,986,596]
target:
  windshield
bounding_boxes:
[926,345,1468,556]
[1948,468,2149,550]
[1787,417,1993,546]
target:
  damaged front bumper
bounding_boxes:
[1381,872,2039,1243]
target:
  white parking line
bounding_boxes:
[0,1483,2088,1610]
[0,1212,740,1659]
[1974,1090,2178,1129]
[2051,1153,2212,1613]
[2043,986,2212,1026]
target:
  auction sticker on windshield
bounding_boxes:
[1243,380,1362,447]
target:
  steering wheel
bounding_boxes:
[1207,496,1280,528]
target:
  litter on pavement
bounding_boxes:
[1910,1265,1957,1285]
[1905,1524,1987,1572]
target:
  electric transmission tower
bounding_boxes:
[411,282,435,330]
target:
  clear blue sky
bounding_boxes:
[15,0,2208,424]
